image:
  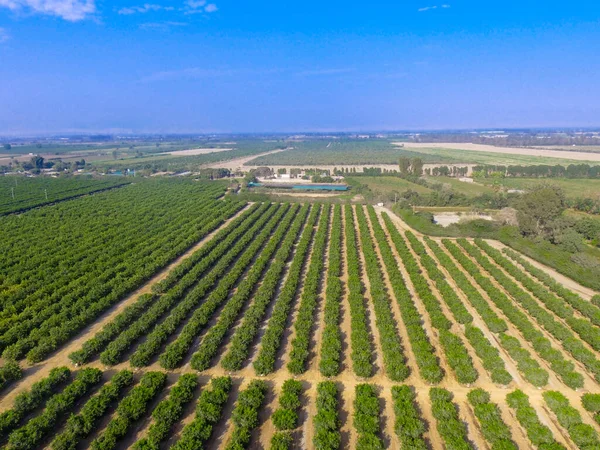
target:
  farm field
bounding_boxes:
[424,176,496,196]
[2,195,600,449]
[479,176,600,199]
[0,176,129,215]
[347,176,433,195]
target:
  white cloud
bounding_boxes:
[0,27,9,42]
[183,0,216,14]
[418,4,450,12]
[118,3,174,15]
[141,67,236,82]
[0,0,96,21]
[139,20,187,30]
[204,3,216,12]
[185,0,205,7]
[296,68,355,77]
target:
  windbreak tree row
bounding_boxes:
[444,239,584,389]
[254,205,321,375]
[356,206,409,381]
[287,205,331,374]
[380,213,442,384]
[191,204,301,371]
[221,204,312,371]
[344,205,374,378]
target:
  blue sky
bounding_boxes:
[0,1,599,134]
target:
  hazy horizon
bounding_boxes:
[1,0,599,134]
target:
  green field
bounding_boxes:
[347,176,432,194]
[408,146,600,166]
[246,139,457,166]
[425,176,496,196]
[480,177,600,198]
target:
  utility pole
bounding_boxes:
[45,189,48,200]
[11,187,14,200]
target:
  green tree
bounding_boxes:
[515,185,566,236]
[399,157,410,176]
[3,143,11,150]
[411,158,424,176]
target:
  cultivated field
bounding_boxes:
[1,189,600,449]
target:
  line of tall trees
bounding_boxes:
[474,164,600,178]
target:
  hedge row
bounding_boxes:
[108,203,282,367]
[91,371,167,450]
[225,380,268,450]
[171,376,232,450]
[354,384,384,449]
[467,388,517,450]
[464,325,512,385]
[314,381,341,450]
[388,228,479,384]
[477,240,600,355]
[152,202,262,294]
[544,391,600,449]
[429,388,470,450]
[405,232,472,325]
[344,205,374,378]
[134,373,198,449]
[499,333,549,387]
[582,393,600,425]
[381,213,442,384]
[0,366,71,439]
[424,237,507,333]
[446,239,584,389]
[506,389,565,449]
[503,247,600,328]
[7,368,103,450]
[391,386,427,450]
[0,360,22,392]
[319,204,344,377]
[270,379,303,449]
[356,207,409,381]
[253,205,321,375]
[222,204,311,371]
[287,205,331,374]
[191,205,300,371]
[160,203,289,370]
[51,370,134,450]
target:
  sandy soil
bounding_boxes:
[201,149,288,171]
[162,148,232,156]
[397,142,600,162]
